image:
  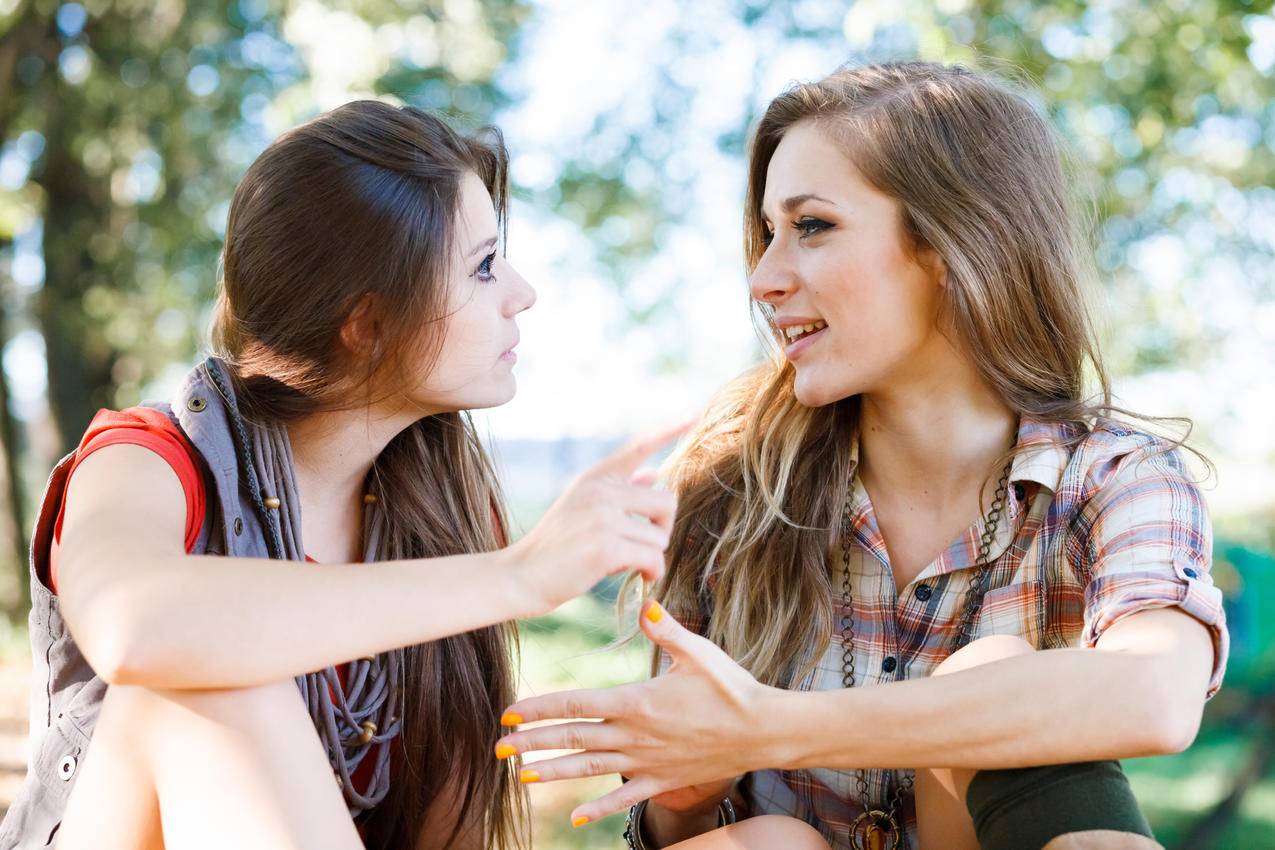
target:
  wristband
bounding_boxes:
[623,797,736,849]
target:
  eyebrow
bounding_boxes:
[763,193,838,218]
[467,235,498,257]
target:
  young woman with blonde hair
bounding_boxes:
[0,101,681,850]
[496,62,1227,850]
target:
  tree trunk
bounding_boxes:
[36,79,118,454]
[0,244,30,617]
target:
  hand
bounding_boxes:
[649,776,737,815]
[504,423,690,616]
[495,601,780,827]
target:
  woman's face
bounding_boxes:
[749,121,946,408]
[407,171,536,412]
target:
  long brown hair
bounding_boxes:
[211,100,525,849]
[649,61,1179,688]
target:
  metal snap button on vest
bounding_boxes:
[186,397,207,412]
[58,754,77,781]
[233,517,244,535]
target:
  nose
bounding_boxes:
[748,243,798,306]
[502,260,536,316]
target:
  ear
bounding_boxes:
[922,246,949,290]
[339,293,381,357]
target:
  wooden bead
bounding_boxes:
[363,493,378,505]
[263,497,281,509]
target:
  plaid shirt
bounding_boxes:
[661,417,1228,850]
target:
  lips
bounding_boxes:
[779,324,827,360]
[773,317,827,360]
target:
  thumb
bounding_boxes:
[639,600,710,666]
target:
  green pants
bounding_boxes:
[966,761,1155,850]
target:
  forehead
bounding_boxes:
[761,121,876,214]
[457,171,497,238]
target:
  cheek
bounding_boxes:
[792,253,937,402]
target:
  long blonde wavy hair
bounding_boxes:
[635,61,1138,688]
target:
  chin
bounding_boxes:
[467,380,518,411]
[792,370,857,409]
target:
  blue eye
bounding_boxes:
[793,217,832,237]
[476,251,496,282]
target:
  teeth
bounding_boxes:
[782,320,826,341]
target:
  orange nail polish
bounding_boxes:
[501,711,524,726]
[644,601,664,623]
[520,769,541,784]
[572,816,590,828]
[495,743,518,759]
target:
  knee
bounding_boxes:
[932,634,1034,677]
[1043,831,1164,850]
[163,679,299,712]
[729,816,829,849]
[108,679,301,727]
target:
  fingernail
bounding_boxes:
[495,743,518,759]
[520,769,541,784]
[572,816,590,828]
[644,601,665,623]
[501,711,524,726]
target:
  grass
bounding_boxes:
[515,591,652,848]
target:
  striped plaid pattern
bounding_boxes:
[661,417,1227,850]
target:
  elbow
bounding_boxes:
[87,634,156,687]
[1131,662,1205,756]
[1142,706,1202,756]
[62,588,160,686]
[76,619,157,686]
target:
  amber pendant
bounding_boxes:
[850,810,901,850]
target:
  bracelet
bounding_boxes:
[623,797,737,850]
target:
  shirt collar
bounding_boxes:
[845,415,1073,494]
[1009,416,1073,494]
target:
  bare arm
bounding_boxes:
[770,607,1213,771]
[497,603,1215,826]
[59,427,683,690]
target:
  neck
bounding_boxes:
[857,350,1017,504]
[286,406,417,521]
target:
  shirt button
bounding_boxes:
[58,755,77,781]
[233,517,244,536]
[1013,483,1026,501]
[914,584,933,602]
[1183,568,1198,579]
[881,656,897,674]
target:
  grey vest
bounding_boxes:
[0,362,278,848]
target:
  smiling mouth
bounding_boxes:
[782,320,827,345]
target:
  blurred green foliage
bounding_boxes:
[2,1,1275,847]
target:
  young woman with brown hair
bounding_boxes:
[0,101,681,850]
[495,62,1228,850]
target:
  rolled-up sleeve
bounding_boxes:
[1078,443,1228,697]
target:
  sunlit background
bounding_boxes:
[1,0,1274,847]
